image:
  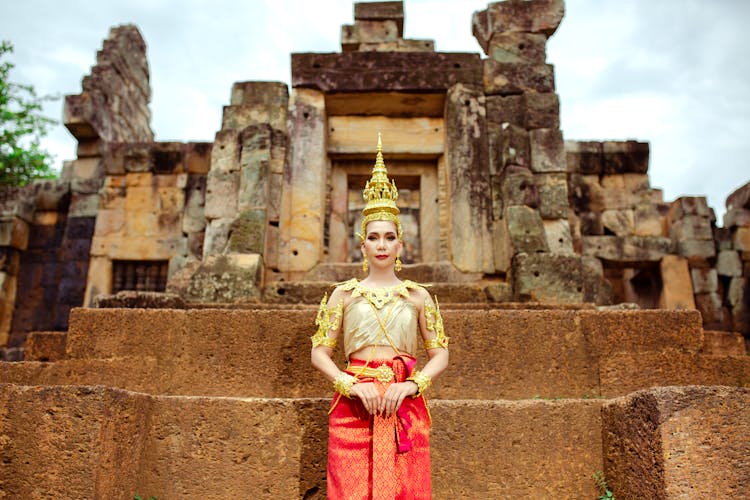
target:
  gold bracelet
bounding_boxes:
[333,372,357,398]
[406,370,431,397]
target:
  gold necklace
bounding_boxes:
[338,278,420,309]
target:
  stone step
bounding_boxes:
[261,280,514,304]
[2,383,746,498]
[0,383,603,498]
[1,308,748,399]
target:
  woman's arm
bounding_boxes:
[382,288,449,416]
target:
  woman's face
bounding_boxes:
[361,220,402,271]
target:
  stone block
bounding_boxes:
[726,180,750,211]
[94,208,125,236]
[701,330,747,356]
[204,170,239,220]
[156,187,184,213]
[568,174,601,213]
[124,211,158,237]
[658,255,696,310]
[123,186,155,213]
[184,142,212,174]
[291,52,481,92]
[669,196,711,221]
[733,227,750,254]
[25,331,67,361]
[565,141,602,174]
[0,217,30,250]
[123,143,153,172]
[483,60,555,96]
[601,209,634,237]
[603,386,750,499]
[485,94,523,126]
[543,219,574,255]
[677,239,716,262]
[529,128,565,173]
[601,141,649,174]
[354,1,404,35]
[70,158,105,194]
[279,88,327,273]
[723,208,750,229]
[535,173,568,219]
[695,292,730,329]
[471,8,491,54]
[512,253,583,303]
[489,123,530,173]
[358,39,435,52]
[221,102,287,134]
[485,282,512,302]
[210,129,241,173]
[445,83,493,273]
[487,32,547,64]
[151,142,185,174]
[341,20,399,49]
[669,215,713,241]
[523,92,559,129]
[690,267,718,294]
[68,193,100,217]
[484,0,565,38]
[599,187,635,211]
[183,253,263,302]
[34,180,71,211]
[496,166,539,215]
[227,209,266,254]
[492,219,512,273]
[182,177,206,234]
[124,172,152,188]
[505,205,548,254]
[728,277,745,307]
[582,236,673,264]
[238,129,271,211]
[633,204,663,236]
[716,250,742,277]
[202,217,233,257]
[582,256,614,305]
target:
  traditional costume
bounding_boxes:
[310,136,449,500]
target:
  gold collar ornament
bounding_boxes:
[359,133,402,241]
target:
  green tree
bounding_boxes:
[0,40,58,187]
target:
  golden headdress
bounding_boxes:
[359,133,402,240]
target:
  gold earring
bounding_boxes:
[395,255,402,272]
[362,258,368,273]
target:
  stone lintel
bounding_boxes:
[291,52,481,92]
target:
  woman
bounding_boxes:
[310,135,449,499]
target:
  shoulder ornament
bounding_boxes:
[423,296,449,350]
[311,292,343,349]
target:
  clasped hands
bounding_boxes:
[350,381,418,416]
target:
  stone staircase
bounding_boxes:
[1,306,749,497]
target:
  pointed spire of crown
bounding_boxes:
[359,133,403,239]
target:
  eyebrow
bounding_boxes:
[366,231,397,236]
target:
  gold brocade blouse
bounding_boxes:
[310,279,449,355]
[343,295,418,357]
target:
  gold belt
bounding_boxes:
[348,364,395,383]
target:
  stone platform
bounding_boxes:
[2,308,748,399]
[0,306,749,497]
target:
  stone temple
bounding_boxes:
[0,1,749,497]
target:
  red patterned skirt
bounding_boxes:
[327,355,432,500]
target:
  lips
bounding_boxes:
[375,255,388,260]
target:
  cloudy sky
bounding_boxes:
[1,0,748,223]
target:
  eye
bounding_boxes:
[387,235,396,240]
[367,235,377,240]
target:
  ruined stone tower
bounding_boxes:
[0,1,748,497]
